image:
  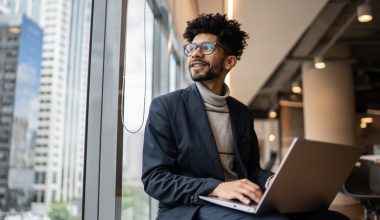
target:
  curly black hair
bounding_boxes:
[183,13,249,60]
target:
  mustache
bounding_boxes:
[189,59,210,66]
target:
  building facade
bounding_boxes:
[1,0,90,216]
[0,0,40,23]
[61,0,91,203]
[31,0,71,213]
[32,0,90,214]
[0,14,43,210]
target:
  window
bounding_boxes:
[81,0,189,218]
[34,171,46,184]
[52,172,57,184]
[118,0,186,219]
[121,0,154,219]
[169,53,179,92]
[32,190,45,203]
[0,1,91,219]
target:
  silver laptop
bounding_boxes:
[200,138,364,214]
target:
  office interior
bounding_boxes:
[0,0,379,219]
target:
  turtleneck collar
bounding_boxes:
[195,82,230,107]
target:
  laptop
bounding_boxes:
[200,138,364,214]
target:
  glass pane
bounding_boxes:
[122,0,154,219]
[0,0,91,218]
[169,54,177,92]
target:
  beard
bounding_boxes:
[189,61,224,82]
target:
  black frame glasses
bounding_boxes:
[183,41,226,57]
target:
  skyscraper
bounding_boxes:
[32,0,91,215]
[0,14,43,210]
[0,0,40,23]
[1,0,90,215]
[31,0,72,214]
[61,0,91,203]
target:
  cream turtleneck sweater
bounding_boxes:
[196,82,238,181]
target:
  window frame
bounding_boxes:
[83,0,186,219]
[82,0,125,219]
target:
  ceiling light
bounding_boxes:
[269,134,276,142]
[314,56,326,69]
[357,3,373,23]
[291,85,302,94]
[268,110,277,119]
[361,117,374,124]
[360,122,367,129]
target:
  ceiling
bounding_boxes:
[194,0,329,105]
[249,0,380,117]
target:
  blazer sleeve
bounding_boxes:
[141,97,221,206]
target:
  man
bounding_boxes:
[142,13,347,220]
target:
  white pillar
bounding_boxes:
[302,44,357,206]
[302,45,355,145]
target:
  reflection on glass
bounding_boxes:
[0,0,91,218]
[122,0,154,219]
[0,14,43,214]
[169,54,177,92]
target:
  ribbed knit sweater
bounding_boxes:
[196,82,238,181]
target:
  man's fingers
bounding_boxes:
[237,179,263,202]
[211,179,263,204]
[238,187,261,203]
[234,192,251,205]
[248,190,261,203]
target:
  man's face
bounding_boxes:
[187,33,227,82]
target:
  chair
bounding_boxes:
[343,158,380,220]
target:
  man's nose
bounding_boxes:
[191,46,203,58]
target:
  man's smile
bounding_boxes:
[190,60,209,70]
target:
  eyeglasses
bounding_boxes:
[183,41,226,57]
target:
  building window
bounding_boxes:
[32,190,45,203]
[52,172,57,184]
[34,171,46,184]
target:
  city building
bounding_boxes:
[61,0,91,204]
[0,14,43,210]
[0,0,40,23]
[31,0,91,215]
[1,0,91,217]
[31,0,71,213]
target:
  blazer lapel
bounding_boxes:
[182,84,224,179]
[227,98,248,178]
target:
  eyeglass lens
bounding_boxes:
[184,42,216,56]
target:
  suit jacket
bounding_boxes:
[142,83,273,220]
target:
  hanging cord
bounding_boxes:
[121,0,147,133]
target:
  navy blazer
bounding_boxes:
[142,83,273,219]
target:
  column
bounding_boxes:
[302,45,355,145]
[302,44,357,206]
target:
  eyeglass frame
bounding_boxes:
[183,41,228,57]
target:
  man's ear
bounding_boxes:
[224,56,238,71]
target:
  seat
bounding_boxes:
[343,157,380,220]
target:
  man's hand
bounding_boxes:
[210,179,263,204]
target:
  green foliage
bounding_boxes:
[122,186,149,220]
[49,203,80,220]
